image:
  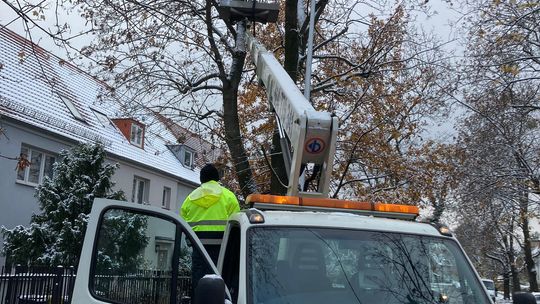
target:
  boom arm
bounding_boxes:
[246,31,338,197]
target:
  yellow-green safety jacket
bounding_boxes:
[181,181,240,242]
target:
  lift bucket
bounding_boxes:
[217,0,279,24]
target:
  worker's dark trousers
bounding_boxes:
[191,245,221,298]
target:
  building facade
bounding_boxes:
[0,27,214,266]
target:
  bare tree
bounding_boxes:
[454,0,540,289]
[463,0,540,93]
[455,85,540,291]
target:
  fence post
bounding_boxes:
[153,270,159,303]
[51,265,63,304]
[65,266,76,304]
[0,266,6,304]
[5,264,22,304]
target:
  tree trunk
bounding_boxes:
[511,262,521,293]
[222,25,257,198]
[521,192,538,291]
[509,235,521,292]
[223,84,257,198]
[510,265,521,292]
[515,151,538,291]
[503,271,510,299]
[270,0,300,195]
[284,0,299,82]
[431,189,447,223]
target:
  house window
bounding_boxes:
[131,176,150,204]
[16,145,56,185]
[92,109,110,127]
[130,124,143,147]
[59,95,85,121]
[157,248,169,270]
[183,149,193,167]
[162,187,171,209]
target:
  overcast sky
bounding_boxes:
[1,0,463,57]
[0,1,89,59]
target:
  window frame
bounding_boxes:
[221,223,241,303]
[87,203,225,303]
[131,176,150,204]
[130,123,143,147]
[162,186,171,210]
[183,148,194,168]
[91,108,111,127]
[59,95,85,121]
[89,206,182,303]
[156,247,169,270]
[16,145,56,186]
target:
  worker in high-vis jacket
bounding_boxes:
[181,163,240,294]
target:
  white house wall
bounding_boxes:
[0,121,70,266]
[175,182,194,214]
[0,120,196,266]
[110,156,195,212]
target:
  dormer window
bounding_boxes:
[130,124,143,147]
[183,149,193,167]
[166,144,196,169]
[111,118,146,149]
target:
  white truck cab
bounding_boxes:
[72,195,502,304]
[69,2,537,303]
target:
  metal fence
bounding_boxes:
[0,265,76,304]
[0,266,192,304]
[93,270,192,304]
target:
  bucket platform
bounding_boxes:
[218,0,279,24]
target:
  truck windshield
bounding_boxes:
[247,227,489,304]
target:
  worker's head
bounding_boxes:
[200,163,220,183]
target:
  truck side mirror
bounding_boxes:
[513,292,536,304]
[194,275,226,304]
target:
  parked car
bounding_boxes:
[482,278,497,302]
[532,292,540,304]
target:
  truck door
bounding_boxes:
[72,198,223,304]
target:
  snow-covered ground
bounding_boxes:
[495,293,512,304]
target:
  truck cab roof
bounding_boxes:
[231,209,444,237]
[73,198,494,304]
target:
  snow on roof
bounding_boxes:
[0,27,199,185]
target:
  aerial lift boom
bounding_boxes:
[246,32,338,198]
[219,0,338,198]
